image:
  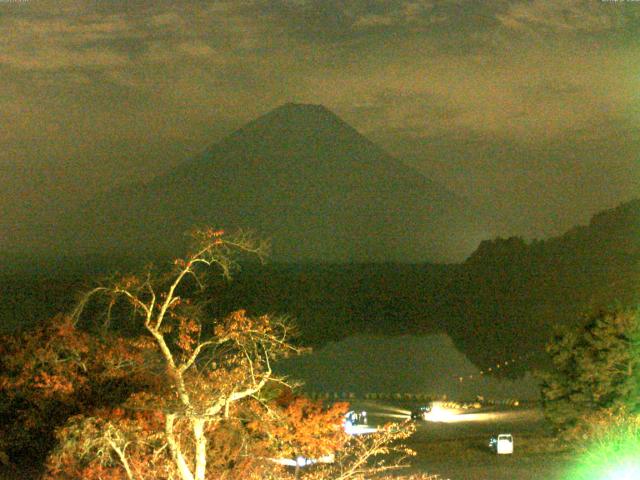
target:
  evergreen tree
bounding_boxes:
[540,308,640,436]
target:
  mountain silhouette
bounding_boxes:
[59,103,492,262]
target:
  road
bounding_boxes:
[352,400,573,480]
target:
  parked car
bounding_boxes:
[344,410,368,427]
[410,405,432,421]
[343,410,377,435]
[489,434,514,454]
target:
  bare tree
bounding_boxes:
[70,228,298,480]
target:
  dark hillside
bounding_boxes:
[439,198,640,374]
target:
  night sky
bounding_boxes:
[2,0,639,250]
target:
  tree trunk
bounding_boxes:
[193,418,207,480]
[166,413,195,480]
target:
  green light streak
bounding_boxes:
[565,415,640,480]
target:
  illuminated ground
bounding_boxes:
[1,402,574,480]
[352,400,573,480]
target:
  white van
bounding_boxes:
[489,434,513,454]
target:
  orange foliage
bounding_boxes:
[0,314,154,465]
[257,392,349,460]
[1,230,420,480]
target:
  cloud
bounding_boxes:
[248,0,640,49]
[142,40,218,64]
[0,3,253,74]
[0,45,128,70]
[8,15,130,38]
[248,0,390,39]
[496,0,640,34]
[176,42,216,57]
[148,12,184,28]
[0,15,132,70]
[350,2,449,30]
[2,0,634,138]
[352,13,395,29]
[339,89,464,140]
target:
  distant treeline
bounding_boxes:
[443,198,640,374]
[1,199,638,377]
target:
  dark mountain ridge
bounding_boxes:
[441,198,640,372]
[53,103,491,263]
